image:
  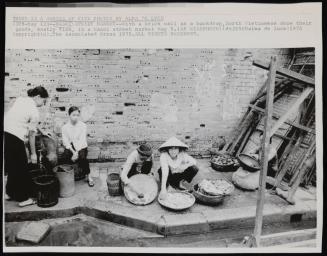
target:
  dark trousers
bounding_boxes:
[127,161,153,178]
[4,132,33,202]
[158,165,199,188]
[60,148,90,175]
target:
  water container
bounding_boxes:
[54,165,75,198]
[28,168,44,198]
[34,175,59,208]
[107,173,122,196]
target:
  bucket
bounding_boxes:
[28,168,44,198]
[34,175,59,208]
[107,173,122,196]
[73,164,86,181]
[54,165,75,198]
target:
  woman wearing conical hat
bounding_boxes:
[158,137,199,200]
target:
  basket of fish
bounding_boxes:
[210,153,239,172]
[193,179,235,205]
[158,191,195,211]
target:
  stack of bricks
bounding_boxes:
[4,48,292,160]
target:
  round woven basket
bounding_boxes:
[237,153,261,172]
[210,153,239,172]
[193,184,224,205]
[210,161,237,172]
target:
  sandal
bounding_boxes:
[87,179,95,187]
[18,198,36,207]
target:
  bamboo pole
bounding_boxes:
[253,56,277,246]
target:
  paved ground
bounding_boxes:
[5,213,316,247]
[5,159,317,237]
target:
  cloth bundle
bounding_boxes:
[232,167,260,190]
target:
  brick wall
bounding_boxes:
[4,48,292,160]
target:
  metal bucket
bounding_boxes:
[54,165,75,198]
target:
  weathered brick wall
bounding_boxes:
[4,48,291,160]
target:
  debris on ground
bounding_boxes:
[16,222,51,244]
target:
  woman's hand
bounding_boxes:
[123,179,130,186]
[127,182,144,198]
[30,153,37,164]
[71,151,78,162]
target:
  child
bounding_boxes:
[61,106,94,187]
[158,137,199,199]
[120,143,153,186]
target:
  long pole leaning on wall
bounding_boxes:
[246,56,277,247]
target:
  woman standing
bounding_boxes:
[158,137,199,200]
[4,86,49,207]
[61,106,94,187]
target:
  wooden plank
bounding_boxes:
[291,63,315,66]
[287,142,315,200]
[248,104,315,134]
[253,60,315,86]
[270,88,313,136]
[228,75,272,153]
[273,132,305,189]
[249,104,313,134]
[236,122,255,155]
[253,56,277,246]
[252,79,287,103]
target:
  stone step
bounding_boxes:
[265,239,316,248]
[260,228,316,247]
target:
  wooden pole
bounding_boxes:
[253,56,277,246]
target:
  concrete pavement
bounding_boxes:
[4,159,317,236]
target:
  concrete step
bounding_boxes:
[265,239,316,248]
[261,228,316,247]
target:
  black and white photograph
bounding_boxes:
[2,1,324,253]
[3,47,318,248]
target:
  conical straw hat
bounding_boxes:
[159,137,189,151]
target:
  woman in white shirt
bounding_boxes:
[4,86,49,207]
[158,137,199,200]
[61,106,94,187]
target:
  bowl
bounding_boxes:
[193,184,224,205]
[237,153,261,172]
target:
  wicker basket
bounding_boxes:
[237,153,261,172]
[107,173,122,196]
[210,161,237,172]
[193,184,224,205]
[210,153,239,172]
